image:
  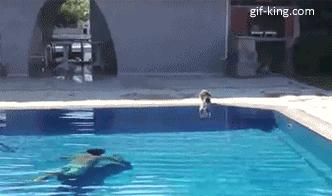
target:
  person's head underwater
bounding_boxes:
[86,148,106,156]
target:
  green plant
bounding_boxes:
[60,0,90,24]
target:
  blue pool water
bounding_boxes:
[1,129,332,195]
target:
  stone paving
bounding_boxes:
[0,75,331,139]
[0,75,329,100]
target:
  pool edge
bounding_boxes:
[0,98,331,141]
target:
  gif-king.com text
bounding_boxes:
[250,6,315,18]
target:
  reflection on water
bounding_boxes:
[0,110,6,129]
[0,106,276,135]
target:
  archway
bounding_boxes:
[28,0,117,77]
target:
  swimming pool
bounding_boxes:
[0,106,332,195]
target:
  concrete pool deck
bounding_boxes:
[0,75,331,140]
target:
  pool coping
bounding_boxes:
[0,99,331,141]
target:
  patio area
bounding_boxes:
[0,75,331,139]
[0,75,329,100]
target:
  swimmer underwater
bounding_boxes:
[34,148,132,182]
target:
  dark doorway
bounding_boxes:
[247,14,286,74]
[256,41,286,74]
[28,0,117,77]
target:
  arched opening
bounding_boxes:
[28,0,117,78]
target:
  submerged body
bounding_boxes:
[0,143,16,153]
[34,149,131,182]
[59,153,101,178]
